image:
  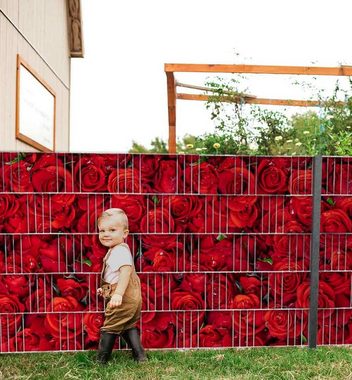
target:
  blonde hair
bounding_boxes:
[98,208,129,230]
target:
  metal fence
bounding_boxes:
[0,153,351,352]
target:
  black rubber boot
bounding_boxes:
[121,328,147,362]
[96,331,117,364]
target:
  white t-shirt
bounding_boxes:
[103,244,133,284]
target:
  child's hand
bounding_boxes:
[108,294,123,308]
[97,288,103,297]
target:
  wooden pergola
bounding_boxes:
[165,64,352,153]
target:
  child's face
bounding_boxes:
[98,216,128,248]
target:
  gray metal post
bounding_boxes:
[308,155,322,349]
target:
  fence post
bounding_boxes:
[308,155,322,349]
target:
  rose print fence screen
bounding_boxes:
[0,153,351,352]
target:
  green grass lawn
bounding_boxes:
[1,346,352,380]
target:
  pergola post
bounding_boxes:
[166,72,177,153]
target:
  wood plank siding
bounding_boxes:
[0,0,71,151]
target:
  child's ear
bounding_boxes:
[123,229,129,238]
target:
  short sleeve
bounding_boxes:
[107,245,133,271]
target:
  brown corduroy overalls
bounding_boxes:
[100,243,142,334]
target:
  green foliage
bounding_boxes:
[130,76,352,156]
[201,75,352,156]
[129,137,168,153]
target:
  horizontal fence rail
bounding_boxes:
[0,153,351,352]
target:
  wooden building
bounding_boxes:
[0,0,83,152]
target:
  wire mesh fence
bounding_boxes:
[0,153,351,352]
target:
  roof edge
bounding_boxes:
[67,0,84,58]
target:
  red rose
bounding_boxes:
[258,204,293,234]
[198,325,232,347]
[180,273,206,294]
[166,196,203,232]
[232,294,265,336]
[56,278,89,302]
[260,196,286,211]
[107,168,141,193]
[296,281,335,319]
[140,208,174,233]
[171,290,206,331]
[100,154,118,173]
[233,309,265,337]
[264,310,307,339]
[45,296,84,339]
[2,161,33,192]
[184,162,218,194]
[215,156,245,171]
[327,249,352,270]
[9,328,42,352]
[206,274,236,309]
[141,245,191,272]
[257,158,289,194]
[84,313,104,343]
[25,287,53,312]
[320,272,350,296]
[39,239,68,272]
[31,155,73,192]
[0,195,20,223]
[139,274,178,310]
[51,195,76,230]
[188,196,231,233]
[228,196,258,229]
[218,166,256,195]
[111,195,146,232]
[272,233,311,270]
[140,235,180,264]
[142,324,175,349]
[75,212,98,234]
[325,161,352,194]
[29,194,76,232]
[0,294,25,335]
[133,153,160,179]
[12,235,43,273]
[76,194,105,212]
[194,236,235,271]
[207,311,233,330]
[3,197,35,233]
[233,293,260,309]
[239,276,262,295]
[74,155,107,192]
[290,197,313,227]
[289,169,312,194]
[321,209,352,232]
[335,198,352,218]
[153,160,180,193]
[141,234,178,250]
[140,282,156,317]
[268,260,308,305]
[141,312,176,348]
[2,274,30,298]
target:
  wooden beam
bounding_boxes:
[165,63,352,76]
[177,93,324,107]
[166,72,177,153]
[176,81,256,98]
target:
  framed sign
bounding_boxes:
[16,55,56,152]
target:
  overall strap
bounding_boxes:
[101,248,113,282]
